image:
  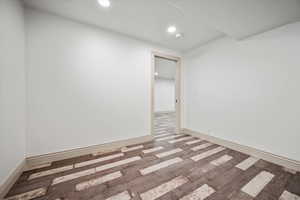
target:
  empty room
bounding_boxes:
[1,0,300,199]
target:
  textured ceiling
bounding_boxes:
[24,0,300,52]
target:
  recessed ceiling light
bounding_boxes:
[175,33,182,38]
[98,0,111,8]
[154,72,159,76]
[167,26,177,34]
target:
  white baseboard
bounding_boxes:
[183,128,300,172]
[0,159,27,199]
[26,135,153,169]
[1,135,153,197]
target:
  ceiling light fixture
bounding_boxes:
[167,26,177,34]
[175,33,182,38]
[154,72,159,76]
[98,0,111,8]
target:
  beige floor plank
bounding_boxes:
[241,171,274,197]
[5,187,47,200]
[140,176,188,200]
[52,168,96,185]
[191,147,226,161]
[140,157,183,175]
[143,146,164,154]
[235,157,259,171]
[155,148,183,158]
[105,191,131,200]
[76,171,122,191]
[28,165,73,180]
[180,184,215,200]
[96,156,141,172]
[279,191,300,200]
[121,145,144,152]
[191,143,213,151]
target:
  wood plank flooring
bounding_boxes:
[4,112,300,200]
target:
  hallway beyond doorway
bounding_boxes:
[154,112,176,135]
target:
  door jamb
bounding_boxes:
[151,51,182,135]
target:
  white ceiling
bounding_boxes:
[155,57,176,80]
[24,0,300,52]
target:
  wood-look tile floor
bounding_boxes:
[154,112,176,136]
[5,112,300,200]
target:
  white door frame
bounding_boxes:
[151,51,182,135]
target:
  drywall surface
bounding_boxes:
[184,22,300,161]
[0,0,26,186]
[25,9,179,156]
[154,78,175,112]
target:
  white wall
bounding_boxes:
[155,78,175,112]
[25,9,179,156]
[0,0,26,186]
[184,22,300,161]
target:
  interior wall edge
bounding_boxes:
[0,0,27,194]
[183,128,300,172]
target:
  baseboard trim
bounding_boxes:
[26,135,153,170]
[183,128,300,172]
[0,159,27,199]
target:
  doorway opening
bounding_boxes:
[151,52,181,136]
